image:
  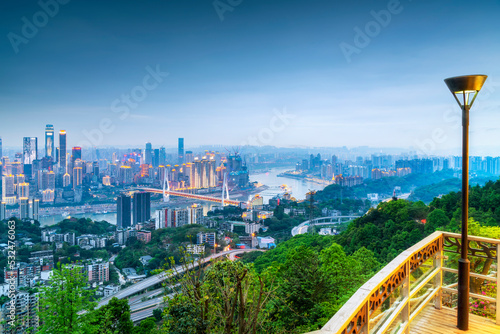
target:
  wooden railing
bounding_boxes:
[309,231,499,334]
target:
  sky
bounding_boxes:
[1,0,500,156]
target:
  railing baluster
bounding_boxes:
[402,260,410,334]
[434,247,443,310]
[497,244,499,325]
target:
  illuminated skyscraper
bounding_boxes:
[185,151,194,163]
[45,124,55,160]
[178,138,184,164]
[18,183,29,198]
[73,167,83,189]
[72,147,82,165]
[59,130,67,172]
[63,173,71,187]
[117,194,131,228]
[145,142,152,165]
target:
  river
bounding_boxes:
[249,167,327,203]
[37,167,327,226]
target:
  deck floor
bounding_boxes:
[410,306,499,334]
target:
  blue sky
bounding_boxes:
[1,0,500,155]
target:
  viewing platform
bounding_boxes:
[308,231,500,334]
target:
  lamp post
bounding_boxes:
[444,74,487,331]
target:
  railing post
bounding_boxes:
[402,260,410,334]
[497,244,500,325]
[434,244,443,310]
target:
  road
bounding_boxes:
[98,249,263,308]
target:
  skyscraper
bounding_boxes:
[45,124,55,160]
[72,147,82,165]
[133,192,151,225]
[153,149,160,168]
[59,130,67,172]
[159,147,166,166]
[22,137,37,178]
[117,194,131,228]
[22,137,38,165]
[178,138,184,164]
[145,142,152,165]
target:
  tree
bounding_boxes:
[153,308,163,321]
[163,252,275,334]
[88,297,134,334]
[425,209,450,234]
[37,264,96,334]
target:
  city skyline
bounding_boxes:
[1,0,500,155]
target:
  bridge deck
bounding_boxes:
[409,306,498,334]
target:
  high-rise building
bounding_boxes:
[189,204,204,225]
[31,199,39,221]
[22,137,38,178]
[153,149,160,168]
[73,167,83,188]
[59,130,67,172]
[18,182,29,198]
[63,173,71,187]
[185,151,194,163]
[118,166,133,185]
[45,124,55,160]
[2,174,15,200]
[0,201,6,221]
[72,147,82,165]
[117,194,131,228]
[178,138,184,164]
[159,147,166,166]
[145,142,152,165]
[19,197,30,220]
[133,192,151,225]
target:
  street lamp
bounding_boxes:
[444,74,487,331]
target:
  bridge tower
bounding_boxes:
[163,168,170,202]
[221,173,230,206]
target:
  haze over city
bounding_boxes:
[1,0,500,155]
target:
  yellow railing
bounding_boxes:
[309,231,500,334]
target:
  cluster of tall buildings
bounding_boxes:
[0,127,250,222]
[296,153,500,186]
